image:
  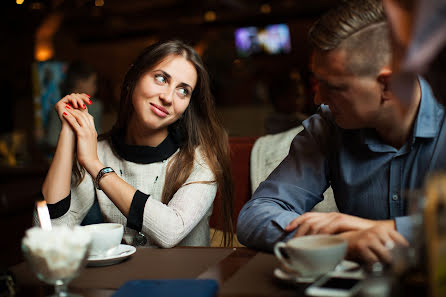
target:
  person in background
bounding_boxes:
[237,0,446,265]
[383,0,446,106]
[46,61,103,149]
[383,0,446,171]
[39,40,234,248]
[264,69,314,134]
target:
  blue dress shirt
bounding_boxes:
[237,78,446,252]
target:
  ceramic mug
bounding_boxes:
[82,223,124,257]
[274,234,347,277]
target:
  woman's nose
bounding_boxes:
[159,89,174,104]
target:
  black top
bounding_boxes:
[111,129,180,164]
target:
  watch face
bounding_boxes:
[104,168,114,173]
[96,168,115,189]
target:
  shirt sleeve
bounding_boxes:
[46,192,71,219]
[237,113,334,252]
[140,149,217,248]
[394,216,413,241]
[49,173,97,227]
[127,190,150,231]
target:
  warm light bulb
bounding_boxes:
[204,10,216,22]
[16,0,25,4]
[35,46,53,61]
[95,0,104,7]
[260,4,271,14]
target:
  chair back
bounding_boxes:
[209,136,257,231]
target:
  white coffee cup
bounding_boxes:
[274,235,347,277]
[82,223,124,257]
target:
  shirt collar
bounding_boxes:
[412,77,444,139]
[111,129,180,164]
[360,77,443,152]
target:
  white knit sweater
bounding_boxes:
[50,139,217,248]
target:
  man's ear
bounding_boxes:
[377,67,393,101]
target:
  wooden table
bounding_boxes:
[9,247,306,297]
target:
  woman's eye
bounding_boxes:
[178,88,189,97]
[155,75,166,84]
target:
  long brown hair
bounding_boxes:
[95,40,233,246]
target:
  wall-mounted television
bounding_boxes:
[234,24,291,58]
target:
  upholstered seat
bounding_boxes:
[250,126,338,213]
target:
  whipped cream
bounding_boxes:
[22,226,91,281]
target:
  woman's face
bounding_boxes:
[130,54,197,140]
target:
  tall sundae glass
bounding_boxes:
[22,226,91,297]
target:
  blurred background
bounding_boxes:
[1,0,340,265]
[1,0,341,165]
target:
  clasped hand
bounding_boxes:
[55,93,99,170]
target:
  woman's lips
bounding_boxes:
[150,103,169,118]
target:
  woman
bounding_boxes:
[41,40,234,248]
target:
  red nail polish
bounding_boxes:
[83,104,86,109]
[88,99,92,104]
[63,112,67,116]
[65,105,71,109]
[86,94,91,98]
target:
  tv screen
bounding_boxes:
[234,24,291,57]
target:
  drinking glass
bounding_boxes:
[21,226,91,297]
[22,243,90,297]
[386,189,427,297]
[404,189,426,267]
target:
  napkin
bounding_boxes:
[111,279,219,297]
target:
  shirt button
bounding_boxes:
[392,194,399,201]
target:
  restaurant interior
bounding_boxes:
[2,0,340,263]
[3,1,433,297]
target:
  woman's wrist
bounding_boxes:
[95,167,116,190]
[60,123,75,137]
[85,161,106,178]
[57,124,76,150]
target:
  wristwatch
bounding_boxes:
[95,167,115,190]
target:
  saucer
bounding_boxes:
[87,244,136,267]
[273,267,316,283]
[273,260,360,284]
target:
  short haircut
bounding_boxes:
[309,0,391,76]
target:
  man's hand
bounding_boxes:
[340,223,409,264]
[285,212,377,237]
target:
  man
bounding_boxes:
[237,0,445,264]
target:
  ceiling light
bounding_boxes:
[16,0,24,4]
